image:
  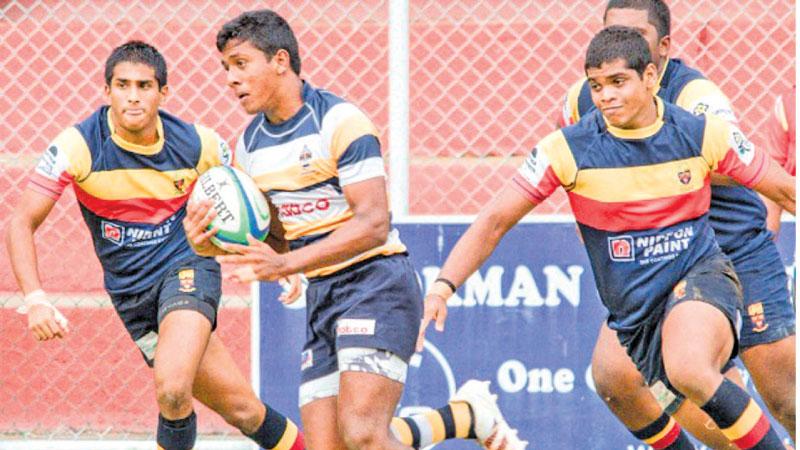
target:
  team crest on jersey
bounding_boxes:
[178,269,196,293]
[101,221,124,246]
[747,302,768,332]
[299,145,313,171]
[608,236,634,262]
[677,169,692,185]
[173,177,188,194]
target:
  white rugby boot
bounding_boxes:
[451,379,529,450]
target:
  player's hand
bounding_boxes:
[278,274,304,305]
[183,199,223,257]
[217,235,290,282]
[18,291,69,341]
[415,293,448,352]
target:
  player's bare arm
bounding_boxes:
[217,175,390,281]
[752,159,796,215]
[6,188,69,340]
[416,184,536,351]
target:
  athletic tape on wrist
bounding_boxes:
[16,289,69,328]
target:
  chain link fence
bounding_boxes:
[0,0,794,443]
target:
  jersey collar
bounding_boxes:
[652,59,671,97]
[106,108,165,155]
[605,96,665,139]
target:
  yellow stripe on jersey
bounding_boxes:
[565,79,585,124]
[674,79,731,112]
[253,161,337,193]
[107,109,165,155]
[540,130,578,188]
[195,124,224,174]
[573,157,709,202]
[306,242,407,278]
[78,168,198,200]
[330,112,380,161]
[53,127,92,182]
[284,212,354,241]
[701,114,735,170]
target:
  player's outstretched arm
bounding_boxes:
[416,185,536,351]
[6,188,69,340]
[752,159,796,216]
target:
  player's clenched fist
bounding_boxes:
[18,290,69,341]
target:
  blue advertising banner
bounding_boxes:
[258,222,795,449]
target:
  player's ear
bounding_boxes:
[643,63,658,90]
[159,84,170,105]
[274,49,290,75]
[103,83,111,101]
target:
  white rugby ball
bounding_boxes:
[190,166,270,247]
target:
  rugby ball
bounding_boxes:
[190,166,270,247]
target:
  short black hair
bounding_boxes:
[104,41,167,88]
[584,26,653,76]
[216,9,302,76]
[604,0,671,39]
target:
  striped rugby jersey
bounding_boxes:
[29,106,232,295]
[559,58,772,263]
[234,82,405,278]
[515,98,769,333]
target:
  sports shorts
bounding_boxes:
[730,238,795,349]
[617,252,743,414]
[110,255,221,367]
[298,253,423,404]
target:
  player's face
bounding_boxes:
[104,62,167,143]
[221,39,286,115]
[604,8,670,71]
[587,58,658,129]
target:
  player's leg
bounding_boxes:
[152,258,221,450]
[301,393,347,450]
[192,333,303,449]
[736,254,796,441]
[740,336,796,442]
[391,379,525,449]
[661,256,784,449]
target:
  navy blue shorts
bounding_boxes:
[732,239,795,349]
[300,254,423,383]
[110,255,221,367]
[619,253,743,413]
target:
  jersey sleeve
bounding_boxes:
[512,130,577,204]
[557,79,586,128]
[324,103,384,186]
[195,125,235,174]
[701,115,769,188]
[28,127,90,200]
[675,79,738,124]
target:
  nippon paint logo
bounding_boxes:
[420,264,585,308]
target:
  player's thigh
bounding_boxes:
[154,309,212,387]
[192,333,263,430]
[591,321,645,390]
[301,395,347,450]
[339,369,404,433]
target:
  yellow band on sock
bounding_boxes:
[390,417,414,446]
[643,417,676,445]
[272,419,299,450]
[424,409,446,442]
[721,400,762,441]
[450,402,473,438]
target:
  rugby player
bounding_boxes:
[419,27,795,450]
[183,9,526,450]
[6,41,303,450]
[557,1,796,446]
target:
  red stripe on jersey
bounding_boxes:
[74,185,190,224]
[28,172,70,200]
[717,146,769,188]
[568,180,711,232]
[511,168,561,205]
[732,413,771,449]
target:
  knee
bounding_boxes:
[763,393,795,426]
[155,379,194,417]
[339,414,386,450]
[592,359,645,406]
[222,399,264,434]
[663,360,717,403]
